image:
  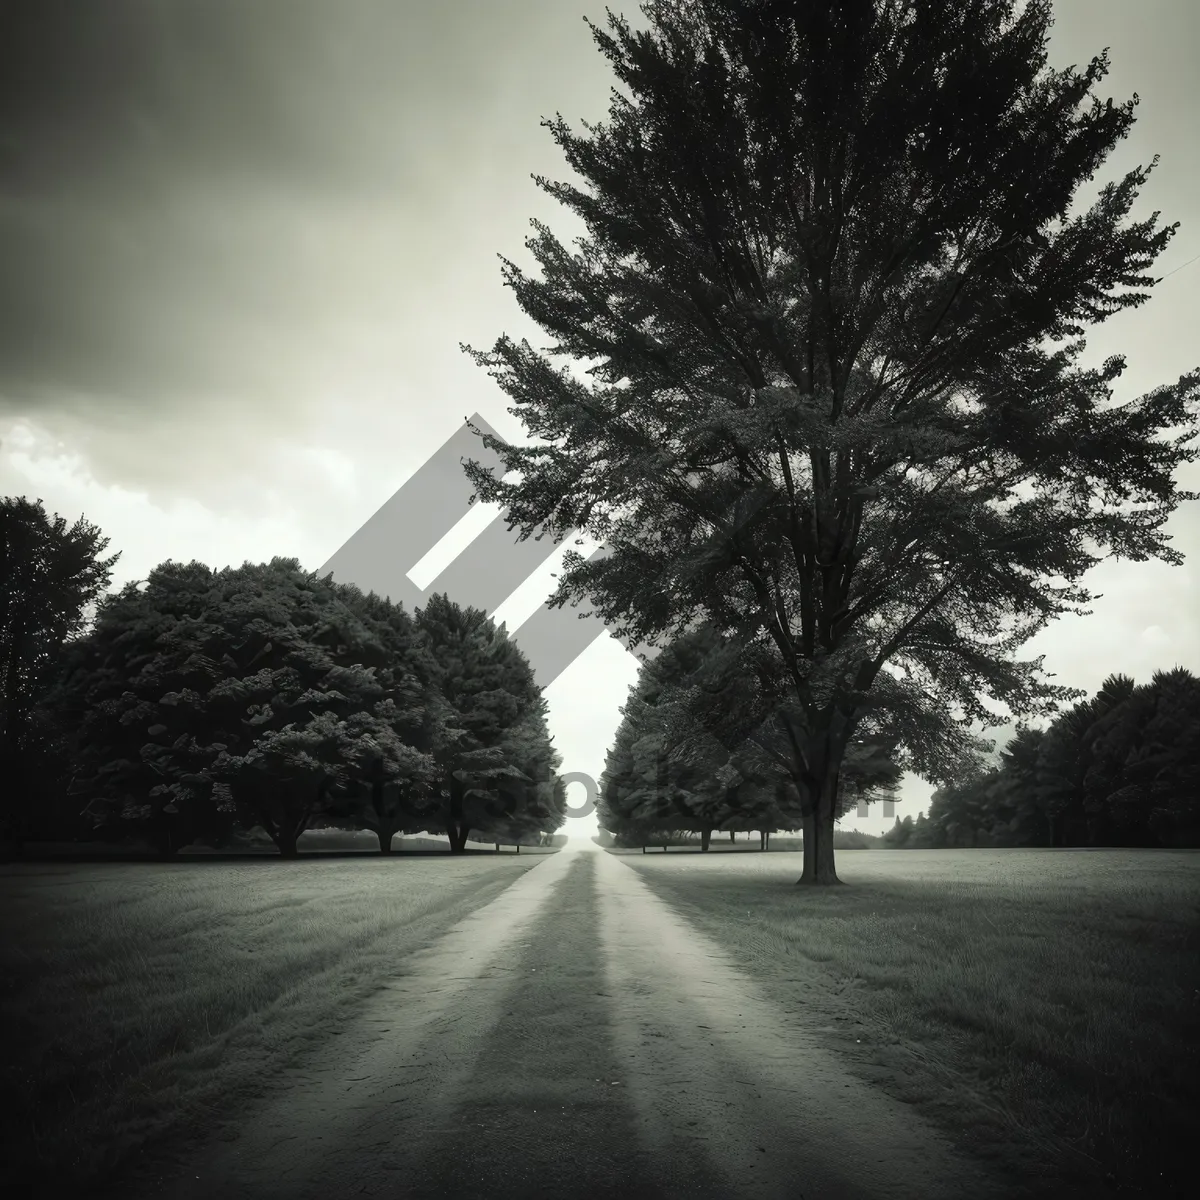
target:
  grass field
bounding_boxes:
[0,852,546,1193]
[619,847,1200,1199]
[6,844,1194,1197]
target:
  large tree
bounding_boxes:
[315,585,449,853]
[458,0,1198,882]
[51,558,423,857]
[164,562,437,857]
[0,497,119,852]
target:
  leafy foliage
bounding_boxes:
[458,0,1199,881]
[40,566,564,856]
[411,593,563,851]
[883,667,1200,848]
[598,620,902,846]
[1,496,120,848]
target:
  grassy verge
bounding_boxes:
[621,848,1199,1199]
[0,854,543,1193]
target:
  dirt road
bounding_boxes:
[113,842,1013,1199]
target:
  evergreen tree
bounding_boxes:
[991,723,1053,845]
[882,814,913,847]
[1084,667,1200,846]
[1034,675,1136,847]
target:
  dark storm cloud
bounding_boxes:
[1,0,358,402]
[0,0,1194,517]
[0,0,603,413]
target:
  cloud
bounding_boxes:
[0,0,629,509]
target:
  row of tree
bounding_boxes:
[595,609,1200,853]
[597,620,905,848]
[883,667,1200,849]
[2,496,569,858]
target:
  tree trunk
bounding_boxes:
[495,842,500,852]
[796,791,842,885]
[729,830,736,843]
[7,823,26,859]
[516,843,520,854]
[700,827,712,852]
[151,819,181,859]
[277,826,300,858]
[377,828,395,853]
[1047,810,1063,847]
[759,830,766,850]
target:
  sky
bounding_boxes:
[1,0,1197,842]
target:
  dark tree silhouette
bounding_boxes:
[459,0,1197,882]
[1,496,119,854]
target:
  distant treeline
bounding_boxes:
[1,496,569,858]
[881,667,1200,849]
[596,622,906,850]
[593,618,1199,852]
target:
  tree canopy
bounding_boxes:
[598,620,903,848]
[40,560,566,857]
[458,0,1199,882]
[411,593,564,852]
[1,496,119,851]
[881,666,1200,849]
